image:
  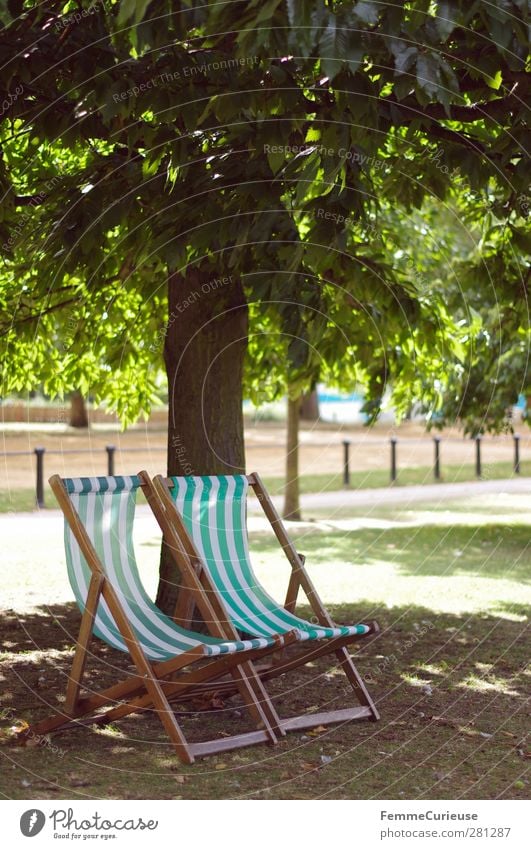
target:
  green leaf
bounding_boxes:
[345,44,365,74]
[407,0,431,30]
[353,1,380,26]
[0,0,12,25]
[416,52,443,99]
[319,14,347,80]
[435,1,458,42]
[7,0,23,19]
[288,336,310,369]
[510,225,531,253]
[117,0,137,25]
[318,11,365,79]
[267,149,285,175]
[118,0,152,26]
[305,127,321,143]
[253,0,283,25]
[395,46,418,75]
[486,12,513,50]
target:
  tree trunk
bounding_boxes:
[299,387,319,421]
[282,394,301,521]
[156,268,248,615]
[69,391,88,428]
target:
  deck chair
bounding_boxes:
[26,474,301,764]
[146,471,380,729]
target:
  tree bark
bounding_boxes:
[282,393,301,521]
[69,391,88,428]
[299,387,319,421]
[156,268,248,615]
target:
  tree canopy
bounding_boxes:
[1,0,529,432]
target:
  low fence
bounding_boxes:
[343,434,524,486]
[0,435,525,508]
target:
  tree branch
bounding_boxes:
[302,85,525,124]
[1,296,80,331]
[388,90,524,123]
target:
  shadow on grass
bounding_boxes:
[0,599,528,801]
[252,523,531,582]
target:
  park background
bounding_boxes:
[0,0,529,802]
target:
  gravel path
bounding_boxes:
[1,477,529,612]
[269,476,531,512]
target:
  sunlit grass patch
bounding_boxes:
[0,491,529,799]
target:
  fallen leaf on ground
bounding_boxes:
[67,773,90,787]
[307,725,328,736]
[189,692,226,712]
[0,728,14,744]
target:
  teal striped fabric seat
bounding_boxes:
[168,475,371,642]
[63,476,282,661]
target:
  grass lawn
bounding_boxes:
[263,460,531,496]
[2,460,531,513]
[0,494,529,800]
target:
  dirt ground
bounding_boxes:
[0,492,529,800]
[1,419,528,490]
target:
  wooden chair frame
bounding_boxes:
[27,475,301,764]
[145,470,380,731]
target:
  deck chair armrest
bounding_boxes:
[283,553,305,613]
[250,473,337,627]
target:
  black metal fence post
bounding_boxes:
[475,435,482,478]
[34,447,45,508]
[342,439,351,487]
[433,436,441,480]
[513,434,520,474]
[106,445,116,476]
[390,437,398,483]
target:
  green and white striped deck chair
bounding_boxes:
[28,474,300,764]
[150,471,380,728]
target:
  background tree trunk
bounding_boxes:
[156,268,248,615]
[69,391,88,428]
[299,387,320,421]
[282,393,301,521]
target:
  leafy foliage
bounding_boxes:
[0,0,528,430]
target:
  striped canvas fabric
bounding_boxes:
[168,475,371,641]
[62,476,281,661]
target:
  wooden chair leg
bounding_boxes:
[64,573,105,716]
[107,612,196,763]
[239,661,286,737]
[335,645,380,720]
[284,572,300,613]
[143,674,195,762]
[228,661,280,742]
[284,553,305,613]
